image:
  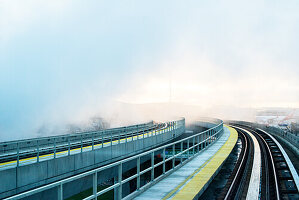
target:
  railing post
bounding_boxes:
[205,132,208,147]
[93,172,97,199]
[118,163,122,200]
[137,157,140,190]
[110,130,113,146]
[132,127,134,142]
[174,121,176,136]
[151,152,154,181]
[207,131,210,145]
[92,132,94,151]
[180,142,183,164]
[167,122,169,134]
[207,130,210,144]
[172,144,175,168]
[163,148,166,174]
[68,135,70,156]
[37,140,39,163]
[125,127,127,144]
[193,137,195,155]
[136,125,138,141]
[17,142,19,167]
[81,135,83,153]
[102,131,104,148]
[201,134,204,149]
[58,183,63,200]
[187,139,189,158]
[143,126,145,148]
[197,135,200,153]
[155,127,158,144]
[54,138,56,158]
[172,122,174,133]
[163,124,165,139]
[203,132,205,148]
[213,129,216,141]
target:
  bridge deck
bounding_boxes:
[135,125,237,200]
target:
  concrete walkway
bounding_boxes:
[134,125,236,200]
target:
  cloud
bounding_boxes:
[0,0,73,42]
[118,40,299,108]
[0,0,298,141]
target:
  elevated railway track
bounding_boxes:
[219,128,254,200]
[227,124,299,200]
[1,119,298,200]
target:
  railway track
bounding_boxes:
[218,128,253,199]
[255,128,298,199]
[232,124,299,200]
[252,127,280,200]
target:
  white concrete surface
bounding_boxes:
[232,126,261,200]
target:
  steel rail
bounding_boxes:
[227,125,261,200]
[236,124,281,200]
[255,131,280,200]
[224,129,248,200]
[255,129,270,200]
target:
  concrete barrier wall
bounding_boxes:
[0,123,185,199]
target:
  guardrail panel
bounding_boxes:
[3,118,227,200]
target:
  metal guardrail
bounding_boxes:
[261,125,299,149]
[0,121,155,168]
[5,118,223,200]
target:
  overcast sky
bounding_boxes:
[0,0,298,141]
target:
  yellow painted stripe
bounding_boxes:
[162,153,215,200]
[168,125,237,200]
[0,125,172,167]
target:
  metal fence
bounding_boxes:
[5,118,223,200]
[261,125,299,149]
[0,121,157,168]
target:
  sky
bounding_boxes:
[0,0,298,141]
